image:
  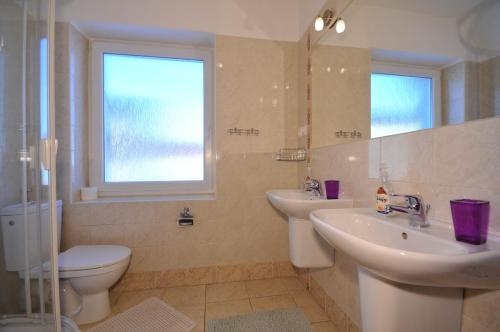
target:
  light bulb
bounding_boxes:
[335,18,346,33]
[314,16,324,31]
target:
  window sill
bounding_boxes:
[71,193,216,205]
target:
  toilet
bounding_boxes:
[1,201,131,325]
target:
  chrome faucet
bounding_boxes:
[384,194,430,227]
[304,179,322,197]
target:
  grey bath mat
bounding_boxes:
[206,308,314,332]
[87,297,195,332]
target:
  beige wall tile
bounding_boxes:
[433,117,500,190]
[274,261,298,277]
[325,297,348,332]
[463,288,500,331]
[245,262,276,280]
[310,251,361,327]
[215,36,297,154]
[109,288,121,306]
[292,290,329,323]
[311,45,371,148]
[381,129,433,183]
[311,139,379,203]
[162,267,217,288]
[461,315,492,332]
[442,62,466,126]
[113,272,156,292]
[216,264,249,283]
[68,25,89,202]
[295,267,311,288]
[309,278,327,311]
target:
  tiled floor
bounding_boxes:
[79,277,339,331]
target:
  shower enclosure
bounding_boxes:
[0,0,64,331]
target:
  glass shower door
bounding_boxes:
[0,0,61,331]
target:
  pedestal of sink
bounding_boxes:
[265,190,352,268]
[289,217,334,268]
[358,266,463,332]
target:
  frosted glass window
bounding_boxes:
[102,53,204,182]
[371,73,432,138]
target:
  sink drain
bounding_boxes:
[401,232,408,240]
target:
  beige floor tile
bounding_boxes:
[280,277,307,292]
[250,294,297,312]
[206,281,248,303]
[163,285,206,307]
[113,288,164,313]
[244,278,289,298]
[205,299,253,321]
[312,321,340,332]
[292,290,330,323]
[176,304,205,332]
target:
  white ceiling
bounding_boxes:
[357,0,485,18]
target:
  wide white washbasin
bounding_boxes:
[310,208,500,289]
[266,189,353,219]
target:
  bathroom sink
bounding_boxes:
[310,208,500,289]
[266,189,353,219]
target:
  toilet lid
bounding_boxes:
[58,245,131,271]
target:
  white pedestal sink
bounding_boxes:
[266,190,353,268]
[310,208,500,332]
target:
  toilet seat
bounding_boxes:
[58,258,130,278]
[19,245,131,279]
[57,245,131,278]
[59,245,131,270]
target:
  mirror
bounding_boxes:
[311,0,500,147]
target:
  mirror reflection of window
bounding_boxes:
[371,73,432,138]
[370,64,440,138]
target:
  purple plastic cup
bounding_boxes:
[450,199,490,245]
[324,180,340,199]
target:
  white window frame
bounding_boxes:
[371,62,442,131]
[90,40,215,197]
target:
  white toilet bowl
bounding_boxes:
[58,245,131,324]
[1,202,131,325]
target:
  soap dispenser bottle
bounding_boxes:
[376,163,391,213]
